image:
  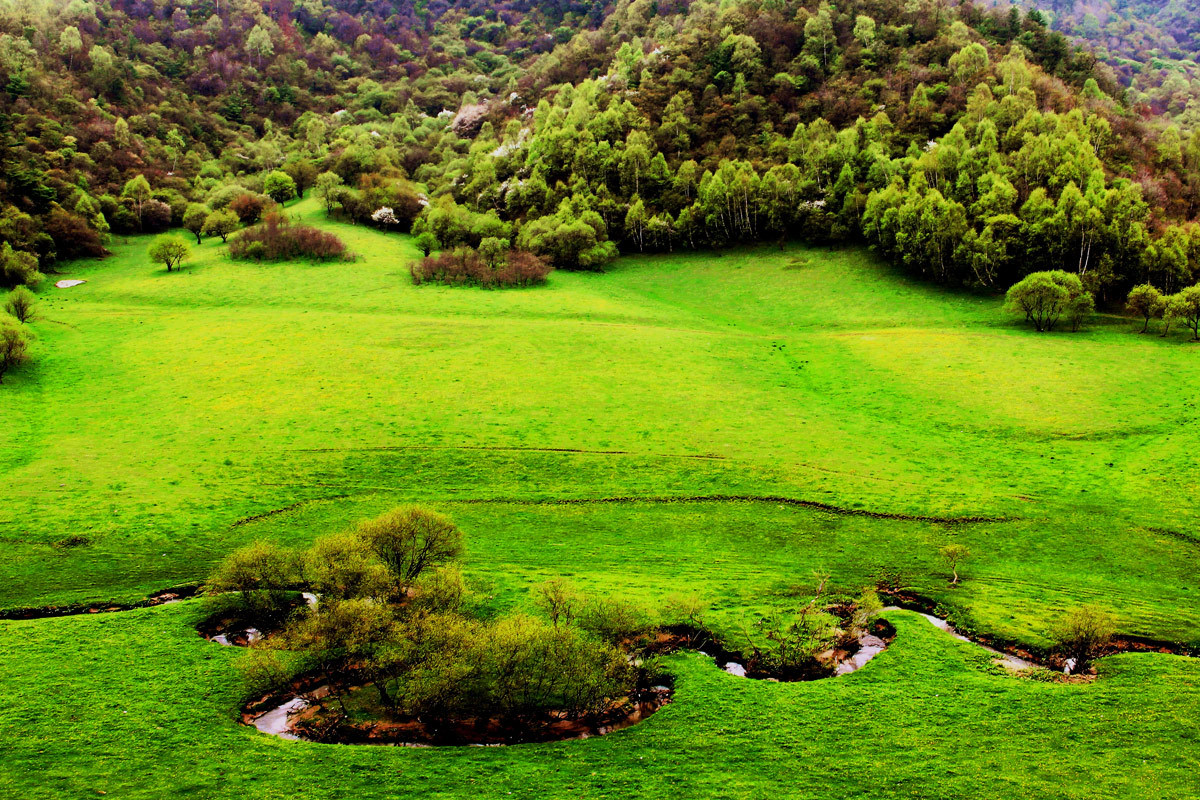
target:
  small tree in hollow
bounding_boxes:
[147,235,191,272]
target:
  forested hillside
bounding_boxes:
[2,0,1200,296]
[985,1,1200,131]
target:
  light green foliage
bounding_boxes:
[1003,270,1091,332]
[262,170,297,203]
[182,203,210,244]
[939,543,971,585]
[146,234,190,272]
[4,285,36,323]
[0,317,29,383]
[1050,604,1116,671]
[0,242,42,288]
[201,209,238,242]
[1126,283,1163,333]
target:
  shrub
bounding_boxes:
[183,203,210,243]
[263,170,297,203]
[207,540,300,623]
[229,213,349,262]
[141,199,174,232]
[410,247,550,288]
[1050,604,1116,672]
[0,243,43,288]
[229,193,267,224]
[5,286,37,323]
[1126,284,1163,333]
[1004,271,1092,332]
[0,319,30,383]
[42,208,107,260]
[304,530,394,601]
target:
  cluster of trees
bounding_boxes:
[1126,282,1200,340]
[211,507,655,727]
[1004,270,1095,331]
[410,246,551,288]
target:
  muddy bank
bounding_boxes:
[243,678,674,747]
[0,585,202,621]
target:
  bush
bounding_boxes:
[201,209,239,243]
[263,170,297,203]
[5,286,37,323]
[229,213,349,262]
[42,208,107,260]
[0,243,43,288]
[1050,604,1116,673]
[410,247,550,288]
[207,540,300,623]
[356,505,464,595]
[1004,271,1092,332]
[229,193,267,224]
[0,319,30,384]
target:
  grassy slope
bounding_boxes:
[2,197,1199,797]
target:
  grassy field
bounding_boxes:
[2,197,1199,797]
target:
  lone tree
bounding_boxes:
[0,320,30,383]
[1050,604,1115,673]
[355,505,464,596]
[183,203,210,244]
[148,235,191,272]
[1169,285,1200,341]
[1004,271,1091,332]
[5,286,37,323]
[201,209,239,243]
[1126,284,1163,333]
[939,543,971,585]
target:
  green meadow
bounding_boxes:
[2,198,1199,797]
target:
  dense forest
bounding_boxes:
[2,0,1200,297]
[988,0,1200,130]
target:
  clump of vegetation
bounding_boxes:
[410,247,551,288]
[209,508,655,738]
[229,214,349,262]
[147,235,191,273]
[1004,271,1094,332]
[742,573,883,679]
[4,286,37,323]
[1050,604,1116,673]
[0,318,31,384]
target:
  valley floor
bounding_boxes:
[2,198,1198,798]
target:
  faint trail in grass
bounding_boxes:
[230,495,350,528]
[288,444,727,461]
[437,495,1013,525]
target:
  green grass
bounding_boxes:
[2,196,1199,797]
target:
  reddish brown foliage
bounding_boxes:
[229,213,349,262]
[410,248,551,288]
